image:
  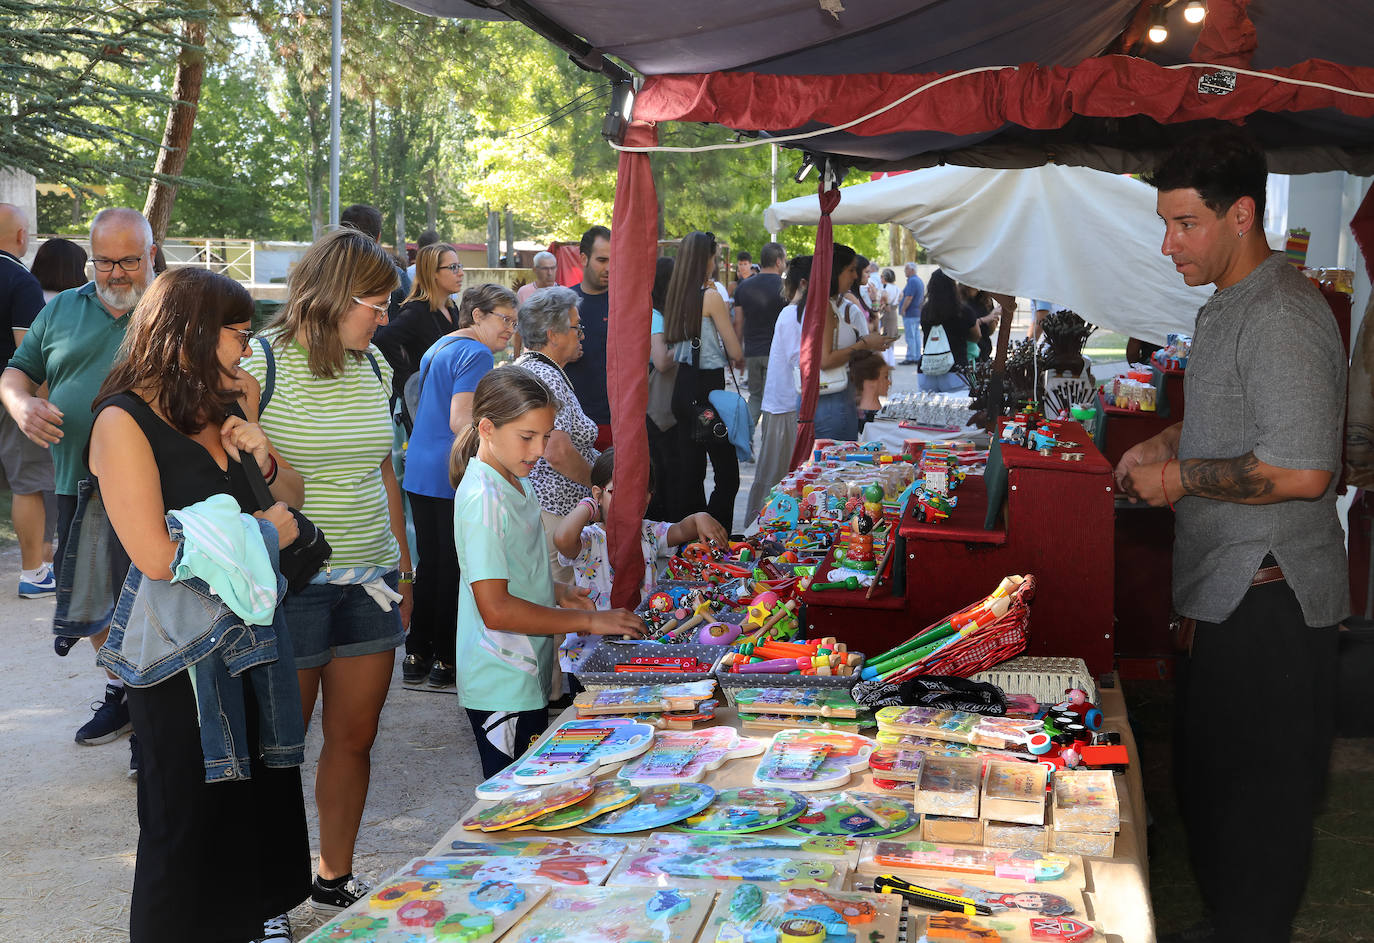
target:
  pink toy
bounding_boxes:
[698,622,743,646]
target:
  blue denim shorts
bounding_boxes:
[282,572,405,669]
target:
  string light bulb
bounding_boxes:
[1147,6,1169,43]
[1183,1,1206,24]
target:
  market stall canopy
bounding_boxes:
[393,0,1374,175]
[765,163,1213,344]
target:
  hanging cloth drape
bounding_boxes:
[607,121,660,610]
[788,173,841,470]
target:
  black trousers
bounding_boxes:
[1176,579,1338,942]
[405,491,458,664]
[669,363,738,532]
[127,673,310,943]
[465,707,549,779]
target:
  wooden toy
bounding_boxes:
[675,786,809,834]
[786,790,918,839]
[915,756,982,819]
[981,761,1049,826]
[571,680,715,716]
[639,830,862,866]
[461,779,595,832]
[611,848,848,890]
[875,706,1046,753]
[509,718,654,784]
[698,620,744,645]
[1030,915,1097,941]
[704,883,904,943]
[616,726,765,785]
[473,765,534,800]
[925,911,1016,940]
[502,885,713,943]
[923,814,985,845]
[300,879,548,943]
[865,840,1077,885]
[580,783,716,834]
[1050,770,1120,833]
[984,822,1050,853]
[741,712,870,735]
[401,852,622,887]
[444,838,626,859]
[905,877,1085,918]
[527,780,641,830]
[730,687,861,718]
[753,730,877,791]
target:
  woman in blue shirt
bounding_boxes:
[401,283,516,688]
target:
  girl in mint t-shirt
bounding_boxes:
[451,367,643,777]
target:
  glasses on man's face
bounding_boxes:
[91,256,145,273]
[352,297,389,318]
[223,326,253,351]
[437,263,462,273]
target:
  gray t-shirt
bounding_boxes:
[1174,252,1348,626]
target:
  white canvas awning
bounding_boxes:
[765,164,1224,345]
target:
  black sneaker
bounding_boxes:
[253,913,292,942]
[75,683,132,745]
[311,873,371,915]
[128,734,140,779]
[54,635,77,657]
[401,653,432,685]
[427,661,455,688]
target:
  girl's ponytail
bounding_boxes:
[448,365,561,488]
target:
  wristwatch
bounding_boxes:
[398,569,416,584]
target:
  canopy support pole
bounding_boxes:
[789,160,842,471]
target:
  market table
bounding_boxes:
[438,682,1152,943]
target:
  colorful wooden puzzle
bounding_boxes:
[875,706,1045,752]
[444,838,626,860]
[509,718,654,785]
[785,790,918,839]
[573,680,717,716]
[580,783,717,834]
[740,712,870,735]
[460,779,596,832]
[615,726,765,785]
[610,849,848,891]
[399,851,623,887]
[705,882,904,943]
[639,831,862,866]
[675,786,809,834]
[502,884,713,943]
[300,879,547,943]
[752,730,876,791]
[864,840,1078,885]
[527,780,641,830]
[730,687,862,718]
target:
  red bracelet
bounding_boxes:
[1162,459,1175,512]
[265,454,279,485]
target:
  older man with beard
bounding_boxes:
[1,207,156,772]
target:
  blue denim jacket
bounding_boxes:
[96,514,305,783]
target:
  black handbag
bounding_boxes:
[686,326,730,445]
[240,455,331,593]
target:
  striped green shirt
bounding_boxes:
[241,332,399,570]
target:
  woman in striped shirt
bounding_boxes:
[241,228,412,915]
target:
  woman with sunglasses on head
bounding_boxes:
[240,227,412,917]
[401,283,516,688]
[88,267,309,943]
[373,242,463,426]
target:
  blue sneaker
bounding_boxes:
[75,683,132,745]
[19,564,55,598]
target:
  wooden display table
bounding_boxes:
[445,682,1154,942]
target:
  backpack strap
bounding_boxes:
[363,349,384,387]
[255,336,277,415]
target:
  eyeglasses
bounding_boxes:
[437,263,463,273]
[485,310,517,328]
[223,326,253,351]
[91,256,145,273]
[569,324,586,338]
[352,297,389,318]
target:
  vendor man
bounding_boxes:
[1116,129,1347,943]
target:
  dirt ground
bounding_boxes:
[0,537,485,942]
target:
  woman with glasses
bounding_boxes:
[514,286,599,586]
[373,242,463,430]
[401,283,516,688]
[87,267,309,943]
[240,228,412,917]
[663,230,745,531]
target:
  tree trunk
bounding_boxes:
[368,100,382,199]
[425,166,438,233]
[142,11,207,242]
[390,116,407,253]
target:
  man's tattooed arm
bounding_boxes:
[1179,453,1276,501]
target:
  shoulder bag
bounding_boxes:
[793,300,852,394]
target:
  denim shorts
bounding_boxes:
[282,572,405,669]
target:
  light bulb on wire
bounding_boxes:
[1183,1,1206,24]
[1147,6,1169,43]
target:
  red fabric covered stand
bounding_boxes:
[802,422,1116,676]
[788,178,839,472]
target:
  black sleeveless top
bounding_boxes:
[96,392,256,515]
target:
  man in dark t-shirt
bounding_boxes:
[732,242,786,437]
[564,225,612,447]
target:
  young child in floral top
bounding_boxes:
[552,448,727,673]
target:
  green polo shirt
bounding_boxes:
[8,283,130,495]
